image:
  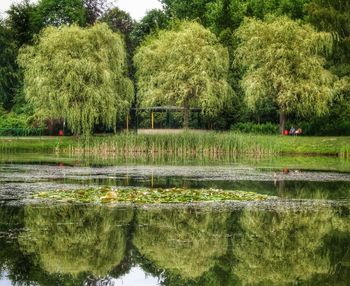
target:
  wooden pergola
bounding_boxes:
[130,106,202,131]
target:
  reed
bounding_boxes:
[0,132,349,158]
[74,132,279,157]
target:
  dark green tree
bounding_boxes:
[84,0,108,25]
[161,0,212,22]
[5,0,41,46]
[36,0,86,27]
[130,9,169,47]
[101,7,135,35]
[0,21,18,110]
[306,0,350,77]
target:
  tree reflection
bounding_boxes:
[278,181,350,200]
[0,203,349,286]
[232,205,339,285]
[133,208,230,280]
[18,205,133,278]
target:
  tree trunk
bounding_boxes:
[279,111,286,135]
[183,107,190,129]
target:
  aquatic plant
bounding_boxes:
[34,187,270,204]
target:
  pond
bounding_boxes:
[0,152,350,285]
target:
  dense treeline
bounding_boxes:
[0,0,349,135]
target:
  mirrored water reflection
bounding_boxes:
[1,153,350,285]
[0,203,349,286]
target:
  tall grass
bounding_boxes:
[69,132,279,157]
[0,132,349,158]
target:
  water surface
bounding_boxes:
[0,152,349,285]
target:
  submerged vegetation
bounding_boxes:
[34,187,270,204]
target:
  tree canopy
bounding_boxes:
[1,0,350,134]
[134,21,233,128]
[18,23,133,136]
[130,9,169,47]
[0,21,18,109]
[234,15,334,133]
[36,0,87,27]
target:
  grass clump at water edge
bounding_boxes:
[34,187,270,204]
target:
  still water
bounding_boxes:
[0,153,349,286]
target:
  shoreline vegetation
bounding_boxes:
[0,132,349,158]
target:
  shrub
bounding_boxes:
[0,112,45,136]
[231,122,279,135]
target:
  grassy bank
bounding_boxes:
[0,133,349,158]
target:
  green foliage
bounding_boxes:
[0,112,30,131]
[162,0,310,33]
[18,205,133,277]
[306,0,350,77]
[18,23,133,136]
[235,16,334,129]
[101,7,135,35]
[34,187,270,203]
[233,206,338,284]
[245,0,310,20]
[5,0,41,46]
[0,109,45,136]
[231,122,279,134]
[84,0,108,25]
[0,21,18,110]
[134,21,233,127]
[36,0,86,27]
[134,208,229,279]
[161,0,212,23]
[101,7,136,77]
[130,9,169,47]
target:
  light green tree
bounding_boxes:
[18,23,133,136]
[134,21,233,128]
[234,16,334,133]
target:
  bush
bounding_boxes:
[231,122,279,135]
[0,112,45,136]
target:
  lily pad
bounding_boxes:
[33,187,271,204]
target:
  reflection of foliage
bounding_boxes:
[18,205,132,277]
[233,206,338,285]
[280,182,350,200]
[133,208,229,279]
[0,205,24,272]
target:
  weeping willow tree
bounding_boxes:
[18,23,133,136]
[133,208,229,280]
[18,205,133,277]
[232,205,342,285]
[234,16,335,133]
[134,21,233,128]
